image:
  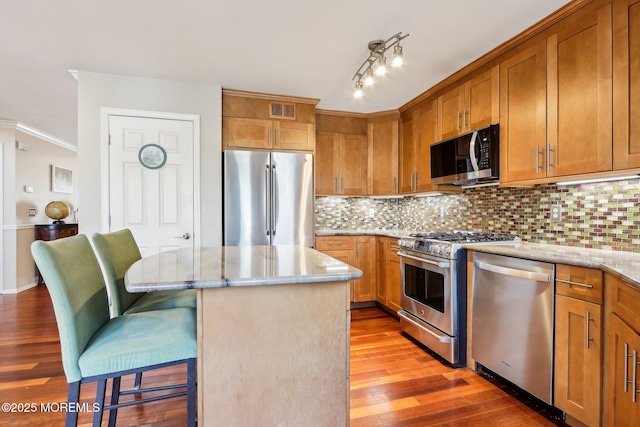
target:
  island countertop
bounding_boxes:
[125,245,363,292]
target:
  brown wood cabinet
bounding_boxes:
[499,41,548,183]
[613,0,640,170]
[376,237,387,304]
[437,66,498,141]
[547,4,612,178]
[316,235,376,303]
[554,265,603,427]
[400,100,438,194]
[224,117,314,151]
[35,223,79,285]
[368,120,399,195]
[605,273,640,426]
[316,132,368,195]
[353,236,376,302]
[375,237,401,314]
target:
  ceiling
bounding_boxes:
[0,0,572,146]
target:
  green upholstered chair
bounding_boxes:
[31,235,196,427]
[90,229,196,318]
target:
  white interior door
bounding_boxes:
[108,115,194,256]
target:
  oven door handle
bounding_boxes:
[398,252,450,268]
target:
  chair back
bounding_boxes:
[31,234,110,383]
[91,229,143,317]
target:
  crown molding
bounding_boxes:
[0,120,77,152]
[222,88,320,105]
[315,109,369,119]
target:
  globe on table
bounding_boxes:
[45,201,71,224]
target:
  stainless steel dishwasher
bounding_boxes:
[471,252,555,404]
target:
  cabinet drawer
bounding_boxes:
[315,236,355,251]
[556,264,603,304]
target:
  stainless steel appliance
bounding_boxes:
[472,252,555,404]
[430,124,499,186]
[397,231,518,367]
[223,150,314,246]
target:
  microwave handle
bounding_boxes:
[469,130,480,172]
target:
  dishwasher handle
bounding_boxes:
[474,260,551,283]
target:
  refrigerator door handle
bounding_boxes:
[265,166,271,236]
[271,165,277,235]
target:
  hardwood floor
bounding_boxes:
[0,287,566,426]
[350,308,566,427]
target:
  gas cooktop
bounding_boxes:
[399,231,520,259]
[408,231,517,244]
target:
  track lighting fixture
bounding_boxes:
[352,32,409,98]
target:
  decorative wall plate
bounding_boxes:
[138,144,167,169]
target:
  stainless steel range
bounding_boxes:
[397,231,519,367]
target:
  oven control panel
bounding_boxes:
[398,238,453,258]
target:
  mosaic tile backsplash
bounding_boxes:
[315,178,640,252]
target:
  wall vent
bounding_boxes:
[270,102,296,120]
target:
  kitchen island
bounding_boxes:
[125,245,362,427]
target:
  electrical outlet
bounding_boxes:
[368,208,375,218]
[551,205,563,222]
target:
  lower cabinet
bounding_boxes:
[375,237,402,314]
[554,265,603,427]
[605,273,640,426]
[316,236,375,303]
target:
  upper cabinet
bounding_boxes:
[499,41,548,183]
[222,90,318,152]
[316,131,368,196]
[547,4,612,178]
[501,4,614,185]
[438,66,499,141]
[224,118,314,152]
[400,100,438,194]
[368,119,399,195]
[613,0,640,170]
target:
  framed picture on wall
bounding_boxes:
[51,165,73,193]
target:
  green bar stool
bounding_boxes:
[91,229,197,389]
[31,235,196,427]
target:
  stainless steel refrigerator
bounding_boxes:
[223,150,314,247]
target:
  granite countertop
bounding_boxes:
[316,229,415,238]
[125,245,363,292]
[465,241,640,289]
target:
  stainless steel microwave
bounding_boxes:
[430,124,499,186]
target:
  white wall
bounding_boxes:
[77,71,222,246]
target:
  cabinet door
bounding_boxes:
[607,314,640,426]
[554,295,602,426]
[274,121,315,151]
[368,120,399,195]
[318,248,355,301]
[376,237,387,304]
[415,101,438,192]
[399,115,416,194]
[386,239,402,313]
[547,5,612,178]
[499,41,547,183]
[438,85,465,140]
[613,0,640,169]
[316,132,339,195]
[339,134,368,195]
[465,66,499,132]
[225,117,273,149]
[353,236,376,302]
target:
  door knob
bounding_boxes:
[175,233,191,240]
